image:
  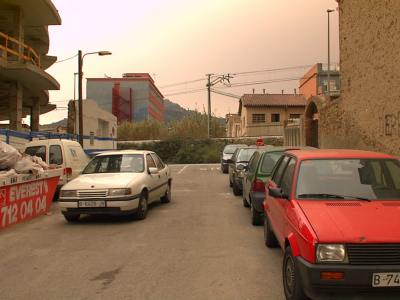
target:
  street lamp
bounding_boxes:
[77,50,112,146]
[327,9,335,98]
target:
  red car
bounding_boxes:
[263,149,400,300]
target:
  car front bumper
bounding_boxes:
[296,256,400,300]
[59,195,140,215]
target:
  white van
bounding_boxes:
[23,139,90,189]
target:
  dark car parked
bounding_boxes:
[220,144,247,173]
[228,146,260,196]
[242,146,313,226]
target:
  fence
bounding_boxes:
[0,129,115,154]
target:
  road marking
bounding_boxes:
[177,165,189,174]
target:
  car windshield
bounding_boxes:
[82,154,144,174]
[260,151,283,174]
[296,159,400,200]
[224,145,241,154]
[237,148,256,162]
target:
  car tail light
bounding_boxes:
[252,179,265,193]
[63,167,72,177]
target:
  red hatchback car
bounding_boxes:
[263,149,400,300]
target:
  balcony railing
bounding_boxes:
[0,32,41,68]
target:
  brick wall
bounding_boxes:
[318,0,400,155]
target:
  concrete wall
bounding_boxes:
[317,1,400,155]
[240,106,305,137]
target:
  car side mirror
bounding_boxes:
[148,167,158,174]
[268,187,289,199]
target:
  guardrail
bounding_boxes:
[0,31,41,68]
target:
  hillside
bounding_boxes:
[41,100,224,127]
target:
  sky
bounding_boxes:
[42,0,340,124]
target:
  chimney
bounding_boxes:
[294,88,297,95]
[263,89,266,94]
[281,90,284,94]
[252,88,255,94]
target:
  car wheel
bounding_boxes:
[222,166,228,174]
[283,247,306,300]
[64,214,80,223]
[264,214,278,247]
[232,179,242,196]
[136,192,148,220]
[242,195,250,207]
[251,202,263,226]
[160,182,171,203]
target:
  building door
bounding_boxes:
[305,101,319,148]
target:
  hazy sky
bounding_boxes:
[42,0,339,124]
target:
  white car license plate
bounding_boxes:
[78,201,106,208]
[372,272,400,287]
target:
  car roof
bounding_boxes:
[95,150,153,156]
[285,149,396,160]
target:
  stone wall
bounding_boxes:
[319,0,400,155]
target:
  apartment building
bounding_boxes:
[0,0,61,131]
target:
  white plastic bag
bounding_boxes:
[0,142,21,170]
[14,156,45,175]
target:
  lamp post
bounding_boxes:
[327,9,334,98]
[78,50,112,146]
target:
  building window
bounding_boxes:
[271,114,280,123]
[289,114,301,119]
[252,114,266,123]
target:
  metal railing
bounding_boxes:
[0,32,41,68]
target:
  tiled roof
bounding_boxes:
[241,94,307,107]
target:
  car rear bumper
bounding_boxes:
[296,256,400,299]
[59,195,140,215]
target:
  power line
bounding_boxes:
[159,78,206,89]
[54,54,78,64]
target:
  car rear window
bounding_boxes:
[296,159,400,200]
[260,152,283,174]
[83,154,144,174]
[237,149,257,162]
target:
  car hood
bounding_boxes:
[298,201,400,243]
[62,173,141,190]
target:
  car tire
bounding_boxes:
[264,214,278,248]
[136,192,148,220]
[251,202,263,226]
[64,214,80,223]
[160,182,171,203]
[283,247,307,300]
[242,195,250,207]
[232,178,242,196]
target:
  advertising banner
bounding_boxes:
[0,175,59,230]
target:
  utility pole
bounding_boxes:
[205,73,233,138]
[78,50,83,146]
[206,74,212,139]
[327,9,334,98]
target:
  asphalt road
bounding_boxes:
[0,164,284,300]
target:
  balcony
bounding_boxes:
[0,31,59,91]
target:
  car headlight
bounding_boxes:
[316,244,348,263]
[60,190,77,198]
[108,188,131,196]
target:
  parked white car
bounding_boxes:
[59,150,172,222]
